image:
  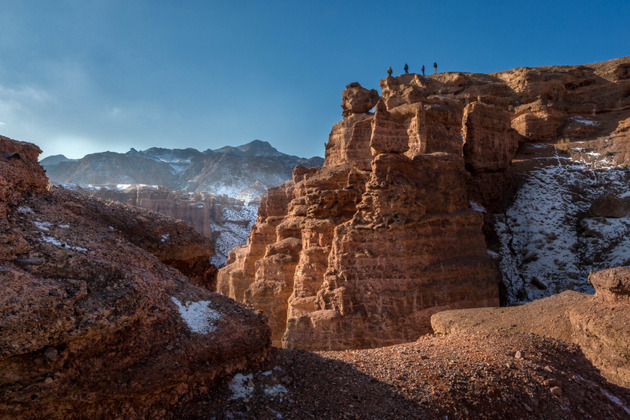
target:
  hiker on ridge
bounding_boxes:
[387,66,393,76]
[421,64,425,75]
[404,63,409,74]
[434,62,438,73]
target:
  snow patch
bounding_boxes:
[40,234,88,251]
[571,116,599,126]
[264,384,289,397]
[161,233,170,242]
[487,249,500,259]
[17,206,33,214]
[470,201,486,213]
[603,390,630,415]
[34,221,52,231]
[41,235,62,246]
[228,373,254,400]
[210,203,258,267]
[496,148,630,304]
[170,297,221,334]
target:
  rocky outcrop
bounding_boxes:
[570,267,630,388]
[218,83,502,350]
[57,188,219,290]
[0,137,49,260]
[496,57,630,162]
[462,101,520,208]
[432,266,630,388]
[341,82,379,117]
[0,137,271,418]
[75,185,258,267]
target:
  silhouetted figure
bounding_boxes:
[387,66,393,76]
[404,63,409,74]
[421,65,425,75]
[434,62,438,73]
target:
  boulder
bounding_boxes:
[341,82,379,117]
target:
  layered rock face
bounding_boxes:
[219,83,502,350]
[76,185,258,267]
[432,266,630,388]
[219,56,630,350]
[0,137,271,418]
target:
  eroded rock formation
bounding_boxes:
[0,137,271,418]
[77,185,258,267]
[219,82,503,350]
[220,56,630,351]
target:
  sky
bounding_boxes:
[0,1,628,159]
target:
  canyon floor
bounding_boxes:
[175,332,630,419]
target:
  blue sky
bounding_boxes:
[0,1,628,159]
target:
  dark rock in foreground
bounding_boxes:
[0,136,271,418]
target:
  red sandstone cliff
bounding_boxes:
[218,84,503,350]
[218,56,630,351]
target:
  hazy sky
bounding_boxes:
[1,1,628,159]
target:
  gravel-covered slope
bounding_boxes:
[175,331,630,419]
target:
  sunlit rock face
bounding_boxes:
[218,82,502,350]
[219,56,630,350]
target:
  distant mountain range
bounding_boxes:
[41,140,324,201]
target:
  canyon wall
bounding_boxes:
[79,186,257,266]
[219,55,630,350]
[218,82,505,350]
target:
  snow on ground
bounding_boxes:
[170,297,221,334]
[41,235,63,246]
[264,384,289,397]
[40,234,88,252]
[580,217,630,270]
[33,221,52,231]
[496,146,630,304]
[210,204,258,267]
[228,373,254,400]
[571,116,600,126]
[470,201,486,213]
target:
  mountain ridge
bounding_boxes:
[42,139,324,200]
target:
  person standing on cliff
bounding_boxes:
[387,66,393,76]
[404,63,409,74]
[421,64,425,75]
[434,62,438,73]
